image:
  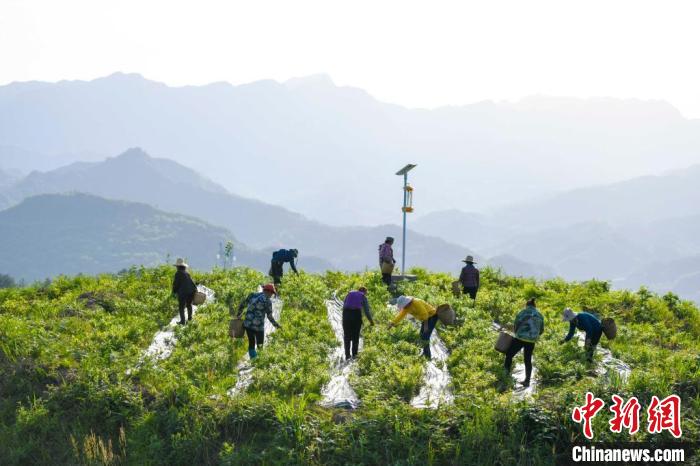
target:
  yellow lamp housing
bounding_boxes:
[403,184,414,212]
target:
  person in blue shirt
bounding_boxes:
[560,308,603,362]
[269,248,299,285]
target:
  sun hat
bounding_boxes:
[462,255,476,263]
[262,283,277,295]
[397,295,413,310]
[358,286,368,294]
[562,307,577,322]
[174,258,188,268]
[385,237,394,243]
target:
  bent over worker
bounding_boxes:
[237,284,281,359]
[388,296,438,359]
[560,308,603,362]
[270,248,299,285]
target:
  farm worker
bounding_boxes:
[236,284,281,359]
[269,248,299,285]
[378,237,396,287]
[559,308,603,362]
[504,298,545,387]
[171,258,197,325]
[458,255,480,300]
[388,296,438,359]
[342,287,375,360]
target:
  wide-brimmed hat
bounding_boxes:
[262,283,277,295]
[174,258,188,268]
[462,255,476,263]
[397,295,413,310]
[562,308,577,322]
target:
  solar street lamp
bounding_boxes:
[395,164,417,276]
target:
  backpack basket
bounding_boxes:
[601,317,617,340]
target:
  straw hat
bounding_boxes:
[462,255,476,263]
[397,295,414,310]
[562,308,577,322]
[174,258,188,268]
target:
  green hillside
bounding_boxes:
[0,193,274,281]
[0,267,698,465]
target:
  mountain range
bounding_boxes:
[2,73,700,225]
[0,148,479,277]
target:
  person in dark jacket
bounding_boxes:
[378,237,396,287]
[172,258,197,325]
[270,249,299,285]
[342,287,375,360]
[459,255,480,299]
[236,284,281,359]
[560,308,603,362]
[504,298,545,387]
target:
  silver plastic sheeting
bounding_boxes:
[128,285,215,374]
[227,295,283,397]
[409,306,454,409]
[320,298,361,410]
[577,333,631,382]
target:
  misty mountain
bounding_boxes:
[2,73,700,225]
[494,165,700,230]
[620,255,700,304]
[0,148,482,273]
[484,255,556,279]
[0,193,330,282]
[0,145,86,174]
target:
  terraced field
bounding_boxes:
[1,266,698,465]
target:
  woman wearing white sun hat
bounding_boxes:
[388,295,438,359]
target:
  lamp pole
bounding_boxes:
[395,164,416,276]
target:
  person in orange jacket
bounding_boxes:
[388,295,438,359]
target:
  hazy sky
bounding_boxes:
[2,0,700,117]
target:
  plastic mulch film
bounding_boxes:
[408,306,454,409]
[320,297,361,410]
[128,285,215,374]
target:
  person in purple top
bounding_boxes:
[342,287,375,360]
[378,237,395,287]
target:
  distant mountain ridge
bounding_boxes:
[2,73,699,225]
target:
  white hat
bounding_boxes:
[562,307,577,322]
[397,295,414,310]
[174,258,188,268]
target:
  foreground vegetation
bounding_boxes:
[1,266,698,465]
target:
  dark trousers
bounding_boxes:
[463,286,478,300]
[585,328,603,361]
[245,327,265,351]
[270,260,283,284]
[504,338,535,382]
[178,295,194,323]
[342,308,363,359]
[420,315,439,358]
[381,273,392,286]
